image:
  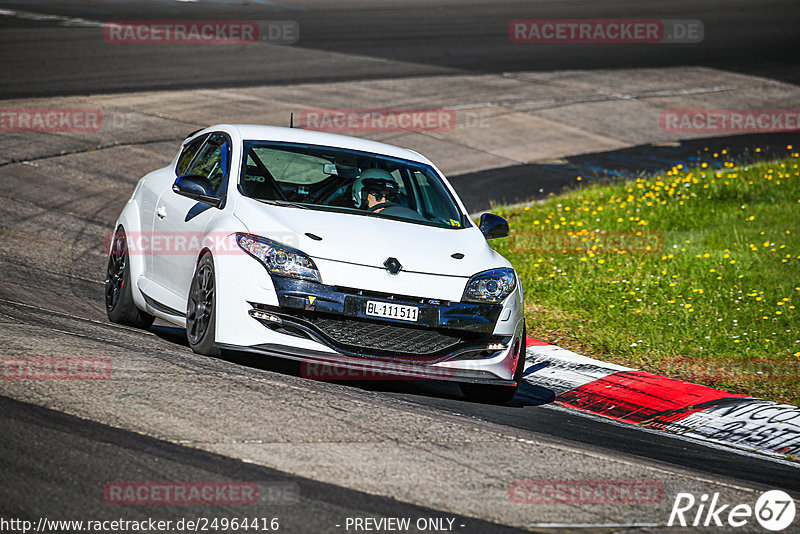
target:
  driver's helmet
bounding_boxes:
[352,168,399,208]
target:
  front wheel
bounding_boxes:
[459,326,526,404]
[186,253,220,356]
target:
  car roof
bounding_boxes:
[220,124,431,165]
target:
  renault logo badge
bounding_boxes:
[384,257,402,275]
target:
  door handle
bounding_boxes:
[156,205,167,219]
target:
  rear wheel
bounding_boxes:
[460,326,526,404]
[105,228,155,329]
[186,253,220,356]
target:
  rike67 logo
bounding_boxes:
[669,490,796,531]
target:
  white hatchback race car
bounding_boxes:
[106,124,526,403]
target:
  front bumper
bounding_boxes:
[213,263,524,383]
[257,277,502,353]
[268,278,503,333]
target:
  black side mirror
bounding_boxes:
[173,175,221,208]
[479,213,509,239]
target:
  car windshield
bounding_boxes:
[239,141,467,229]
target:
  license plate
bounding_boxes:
[365,300,419,322]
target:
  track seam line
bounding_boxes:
[0,137,180,168]
[0,297,151,336]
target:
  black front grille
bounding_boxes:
[263,307,492,359]
[309,315,461,354]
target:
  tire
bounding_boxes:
[460,325,526,404]
[186,253,220,356]
[105,227,155,329]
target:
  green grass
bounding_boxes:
[489,148,800,405]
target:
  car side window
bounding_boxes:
[176,134,208,176]
[187,133,231,196]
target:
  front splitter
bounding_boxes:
[216,342,517,386]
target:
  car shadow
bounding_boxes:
[149,322,556,408]
[150,324,190,347]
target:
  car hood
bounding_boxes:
[233,197,509,278]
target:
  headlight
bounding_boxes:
[236,233,321,283]
[463,268,516,303]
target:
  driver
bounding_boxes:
[352,169,399,212]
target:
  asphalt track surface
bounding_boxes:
[0,0,799,98]
[2,0,800,530]
[0,395,524,533]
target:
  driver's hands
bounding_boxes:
[368,201,393,213]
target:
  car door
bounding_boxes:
[150,132,232,309]
[142,133,208,282]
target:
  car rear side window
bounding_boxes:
[176,134,208,176]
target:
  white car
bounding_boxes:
[106,124,526,403]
